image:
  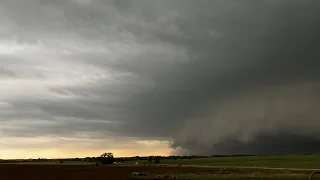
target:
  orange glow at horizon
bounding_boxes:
[0,138,172,159]
[0,148,172,159]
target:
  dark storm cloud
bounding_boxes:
[0,67,16,78]
[172,133,320,155]
[1,0,320,154]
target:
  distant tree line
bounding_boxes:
[82,155,214,163]
[0,155,215,164]
[0,154,269,164]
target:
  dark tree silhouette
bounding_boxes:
[148,156,153,164]
[98,152,114,164]
[154,156,161,164]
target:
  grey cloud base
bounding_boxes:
[1,0,320,155]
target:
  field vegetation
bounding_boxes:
[3,154,320,180]
[125,154,320,169]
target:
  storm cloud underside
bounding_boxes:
[1,0,320,155]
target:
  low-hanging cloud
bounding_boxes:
[1,0,320,155]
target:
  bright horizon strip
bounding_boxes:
[0,137,172,159]
[0,148,171,160]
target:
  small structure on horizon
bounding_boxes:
[132,172,147,176]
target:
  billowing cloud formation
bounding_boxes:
[1,0,320,156]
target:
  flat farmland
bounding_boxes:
[3,155,320,180]
[1,164,320,180]
[133,155,320,169]
[0,164,197,180]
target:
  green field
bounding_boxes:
[7,155,320,180]
[133,155,320,169]
[172,173,309,180]
[8,155,320,169]
[131,173,312,180]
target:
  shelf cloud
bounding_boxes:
[1,0,320,156]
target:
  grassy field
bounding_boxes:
[7,155,320,169]
[133,155,320,169]
[173,173,309,180]
[5,155,320,180]
[131,173,312,180]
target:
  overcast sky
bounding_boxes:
[1,0,320,159]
